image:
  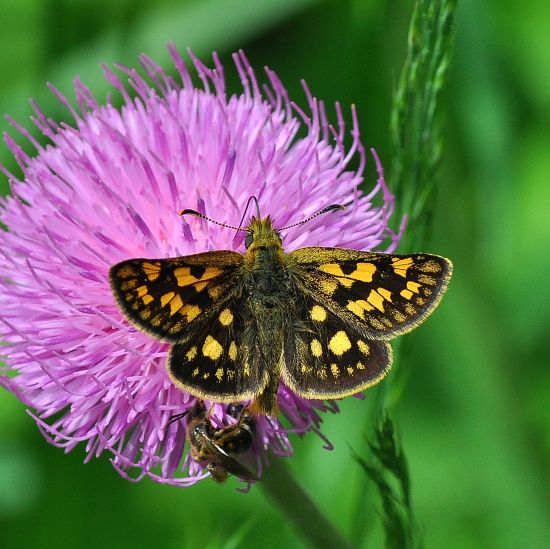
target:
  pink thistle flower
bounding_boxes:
[0,46,403,486]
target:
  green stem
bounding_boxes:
[260,458,352,549]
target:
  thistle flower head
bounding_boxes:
[0,47,403,486]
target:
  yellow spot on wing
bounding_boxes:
[392,257,413,277]
[418,274,437,286]
[330,364,339,378]
[219,308,234,326]
[174,267,195,287]
[168,321,183,334]
[151,316,162,327]
[336,277,354,288]
[367,289,385,312]
[142,294,154,305]
[369,318,385,330]
[310,339,323,357]
[202,336,223,360]
[406,281,421,293]
[419,259,442,273]
[136,285,148,297]
[181,304,200,322]
[357,340,370,355]
[194,281,209,293]
[203,267,223,279]
[319,263,345,277]
[215,368,224,381]
[378,287,392,301]
[320,278,338,295]
[170,294,183,315]
[349,262,376,282]
[359,299,374,311]
[310,305,327,322]
[329,331,351,355]
[208,285,222,300]
[400,289,413,300]
[228,341,237,361]
[142,262,160,273]
[121,280,137,291]
[161,292,175,307]
[174,266,222,287]
[117,265,137,278]
[142,262,161,281]
[186,346,198,361]
[347,299,375,319]
[346,300,364,318]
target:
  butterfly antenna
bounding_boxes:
[279,204,346,231]
[179,209,247,231]
[235,195,261,231]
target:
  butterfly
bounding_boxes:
[184,400,257,483]
[109,204,452,415]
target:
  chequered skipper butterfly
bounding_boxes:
[109,204,452,415]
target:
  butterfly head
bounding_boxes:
[244,216,283,252]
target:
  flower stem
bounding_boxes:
[260,457,352,549]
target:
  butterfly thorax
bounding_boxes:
[240,216,296,414]
[242,216,292,309]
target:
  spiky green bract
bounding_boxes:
[353,414,422,549]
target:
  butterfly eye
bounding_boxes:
[244,234,254,249]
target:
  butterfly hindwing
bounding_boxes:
[168,300,267,402]
[282,292,392,399]
[109,251,243,342]
[290,247,452,339]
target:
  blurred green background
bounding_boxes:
[1,1,548,547]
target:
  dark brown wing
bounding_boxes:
[289,247,452,339]
[282,291,392,399]
[168,298,268,403]
[109,251,243,342]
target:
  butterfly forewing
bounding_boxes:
[283,293,392,399]
[290,247,452,339]
[109,251,243,342]
[168,300,267,402]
